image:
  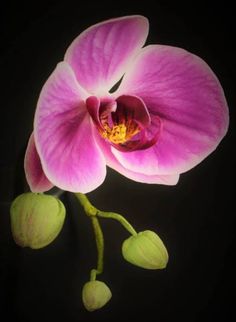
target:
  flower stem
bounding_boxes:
[74,193,103,281]
[74,193,137,236]
[90,216,104,281]
[74,193,138,279]
[97,210,137,236]
[74,193,97,217]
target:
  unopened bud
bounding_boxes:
[122,230,168,269]
[82,280,112,311]
[10,192,66,249]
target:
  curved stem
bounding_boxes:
[97,210,137,236]
[74,193,97,216]
[74,193,104,281]
[74,193,137,280]
[75,192,137,236]
[90,216,104,280]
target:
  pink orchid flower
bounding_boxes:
[24,15,229,193]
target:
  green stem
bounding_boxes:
[90,216,104,281]
[74,193,97,217]
[74,193,137,279]
[74,193,103,281]
[97,210,137,236]
[75,193,137,236]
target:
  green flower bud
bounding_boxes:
[82,280,112,312]
[122,230,168,269]
[10,192,66,249]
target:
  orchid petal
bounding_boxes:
[115,45,229,175]
[65,15,149,95]
[24,133,54,192]
[34,62,106,193]
[95,133,179,185]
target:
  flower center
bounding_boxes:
[86,95,161,152]
[101,124,126,144]
[101,121,140,144]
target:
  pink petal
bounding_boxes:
[65,15,149,95]
[34,62,106,193]
[95,133,179,185]
[115,45,229,175]
[24,133,54,192]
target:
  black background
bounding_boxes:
[0,1,235,321]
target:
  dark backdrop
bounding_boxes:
[0,1,235,321]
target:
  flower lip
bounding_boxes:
[86,94,161,152]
